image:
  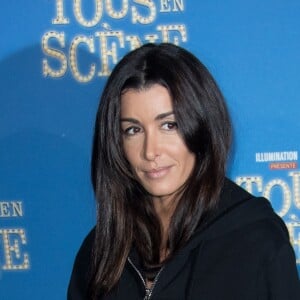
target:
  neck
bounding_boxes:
[152,194,178,256]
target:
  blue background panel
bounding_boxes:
[0,1,299,299]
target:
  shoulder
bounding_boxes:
[73,227,95,262]
[67,227,95,300]
[261,242,300,298]
[220,178,286,228]
[211,179,291,253]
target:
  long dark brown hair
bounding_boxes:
[89,43,232,298]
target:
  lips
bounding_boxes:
[143,166,172,179]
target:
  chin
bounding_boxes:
[145,187,177,199]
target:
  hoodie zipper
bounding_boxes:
[128,257,164,300]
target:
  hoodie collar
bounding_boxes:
[177,178,275,253]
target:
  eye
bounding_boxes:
[122,126,141,136]
[161,121,178,131]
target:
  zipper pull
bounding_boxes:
[144,287,151,300]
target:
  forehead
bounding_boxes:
[120,84,173,118]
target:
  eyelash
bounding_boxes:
[123,126,141,136]
[161,121,178,130]
[122,121,178,137]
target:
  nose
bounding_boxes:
[143,131,160,161]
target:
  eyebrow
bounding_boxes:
[120,111,174,123]
[155,111,174,120]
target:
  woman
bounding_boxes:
[68,43,300,299]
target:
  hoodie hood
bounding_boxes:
[182,178,283,251]
[146,178,287,297]
[130,178,281,265]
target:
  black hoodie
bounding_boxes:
[68,179,300,299]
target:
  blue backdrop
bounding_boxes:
[1,1,299,299]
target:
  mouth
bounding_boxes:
[143,166,172,179]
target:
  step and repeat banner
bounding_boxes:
[0,1,299,299]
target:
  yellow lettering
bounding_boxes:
[160,0,171,12]
[52,0,70,24]
[74,0,103,27]
[172,0,184,11]
[132,0,156,24]
[125,35,142,50]
[144,33,159,43]
[0,202,10,217]
[95,31,125,76]
[0,201,23,217]
[263,179,291,217]
[70,35,96,82]
[290,171,300,209]
[0,229,30,270]
[156,24,187,45]
[11,202,23,217]
[42,31,67,78]
[160,0,184,12]
[105,0,129,18]
[235,176,263,194]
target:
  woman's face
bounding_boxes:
[120,84,196,201]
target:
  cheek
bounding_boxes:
[171,140,194,160]
[123,142,140,169]
[176,146,196,173]
[186,154,196,173]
